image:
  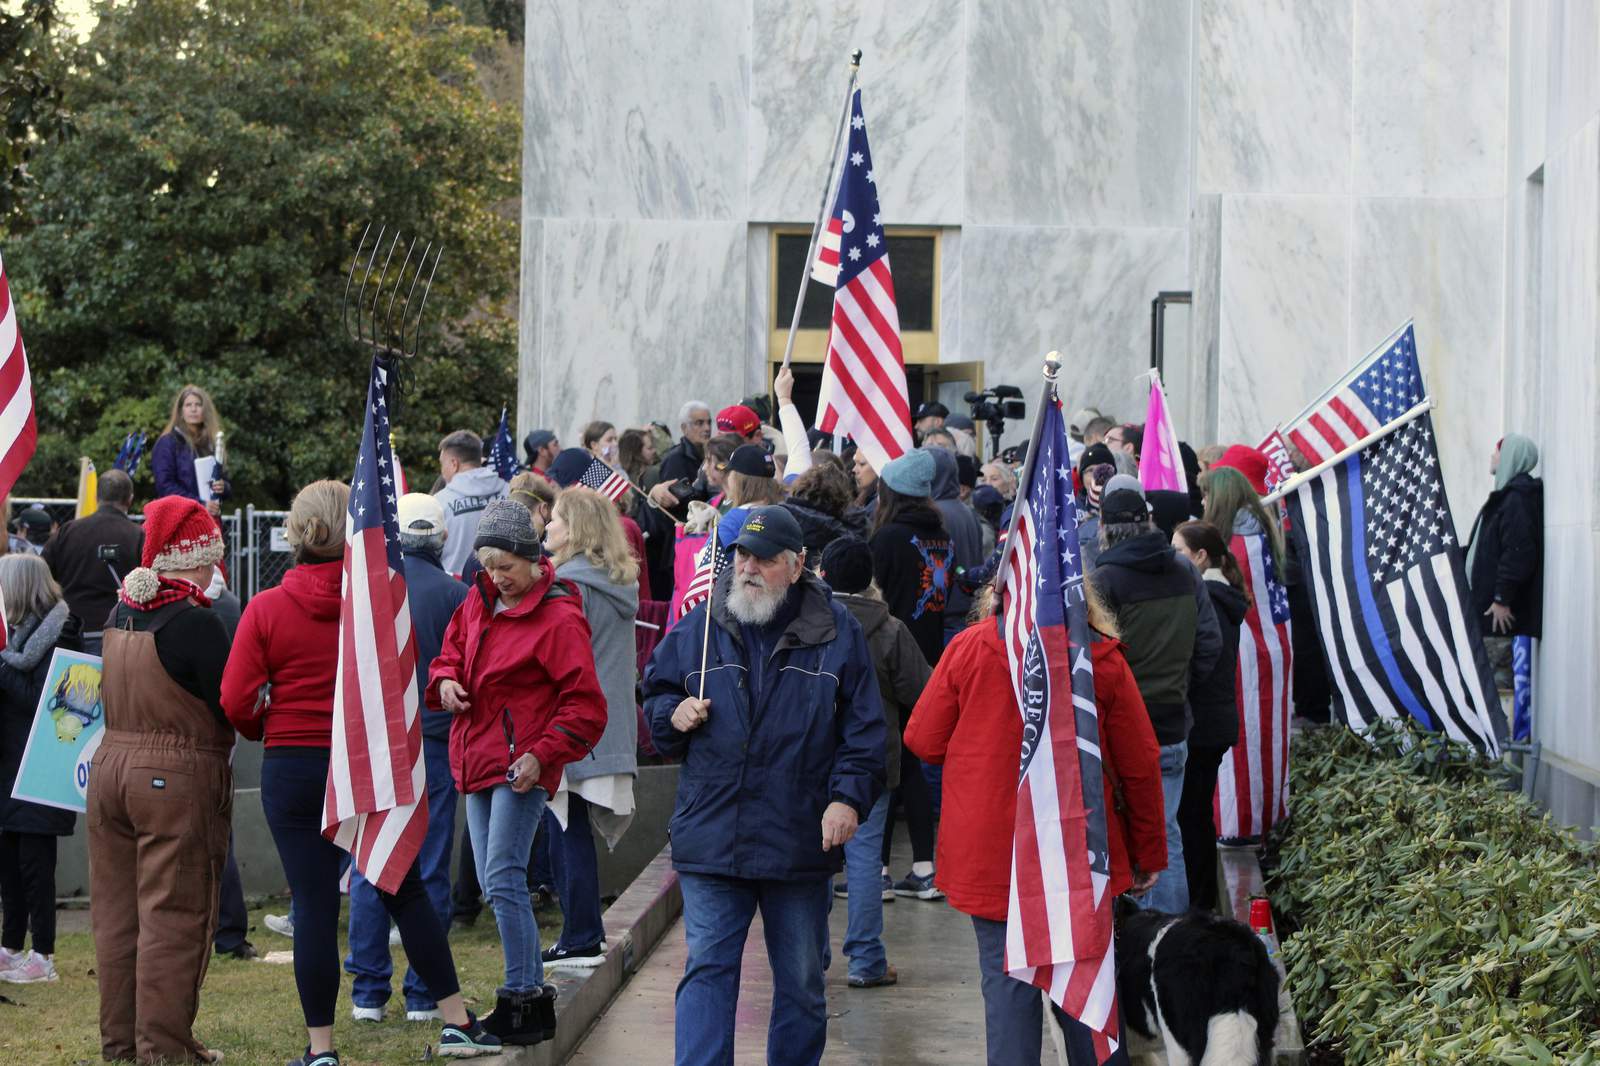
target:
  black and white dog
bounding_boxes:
[1114,899,1280,1066]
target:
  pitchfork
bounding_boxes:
[340,223,444,359]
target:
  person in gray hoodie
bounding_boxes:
[539,487,640,969]
[925,447,983,638]
[433,430,509,576]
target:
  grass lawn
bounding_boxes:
[3,902,559,1066]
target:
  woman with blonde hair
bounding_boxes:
[538,488,640,968]
[224,480,498,1064]
[152,385,230,514]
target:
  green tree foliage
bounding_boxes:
[6,0,518,505]
[0,0,74,222]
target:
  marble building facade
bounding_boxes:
[520,2,1600,817]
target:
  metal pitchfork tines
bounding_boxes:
[341,222,444,359]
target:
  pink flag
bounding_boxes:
[1138,370,1186,494]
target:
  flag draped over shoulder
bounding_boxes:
[0,248,38,501]
[1284,412,1502,753]
[323,356,428,895]
[997,390,1119,1062]
[1214,526,1294,839]
[812,89,912,473]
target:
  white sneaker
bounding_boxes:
[263,913,294,938]
[0,947,22,973]
[0,951,57,983]
[405,1008,443,1022]
[388,926,402,948]
[351,1005,385,1023]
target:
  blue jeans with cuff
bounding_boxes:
[675,873,830,1066]
[345,738,457,1010]
[1135,739,1189,914]
[465,783,547,992]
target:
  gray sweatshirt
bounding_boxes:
[556,555,640,783]
[433,466,508,576]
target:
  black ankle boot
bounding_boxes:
[482,986,547,1046]
[533,983,558,1041]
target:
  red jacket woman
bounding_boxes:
[426,567,608,798]
[904,621,1167,921]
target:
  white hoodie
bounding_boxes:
[433,465,508,575]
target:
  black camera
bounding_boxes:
[964,386,1027,456]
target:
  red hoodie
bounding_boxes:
[426,567,607,797]
[222,560,343,748]
[904,622,1167,921]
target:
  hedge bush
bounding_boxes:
[1268,723,1600,1065]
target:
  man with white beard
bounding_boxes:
[643,506,886,1066]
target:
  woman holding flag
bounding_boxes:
[222,480,500,1065]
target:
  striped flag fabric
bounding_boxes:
[323,356,428,895]
[1214,527,1294,839]
[811,89,912,474]
[997,391,1119,1061]
[1285,412,1502,754]
[675,525,728,621]
[0,248,38,500]
[577,456,630,503]
[1283,322,1424,466]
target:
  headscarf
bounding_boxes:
[1494,434,1539,492]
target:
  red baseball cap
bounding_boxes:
[716,404,762,440]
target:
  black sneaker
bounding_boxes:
[542,941,606,970]
[287,1049,339,1066]
[437,1010,501,1057]
[217,939,259,961]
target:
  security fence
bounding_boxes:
[243,506,295,598]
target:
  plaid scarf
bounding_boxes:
[119,574,212,612]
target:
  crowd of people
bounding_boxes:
[0,376,1545,1066]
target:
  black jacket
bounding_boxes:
[403,547,470,742]
[782,497,865,567]
[657,436,704,486]
[869,505,954,667]
[928,448,983,623]
[1089,530,1223,745]
[41,506,144,632]
[0,603,84,835]
[834,593,931,791]
[1187,576,1248,749]
[1466,473,1543,639]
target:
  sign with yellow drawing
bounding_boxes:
[11,649,104,813]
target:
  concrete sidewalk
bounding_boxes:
[568,838,988,1064]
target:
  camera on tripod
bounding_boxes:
[964,386,1026,456]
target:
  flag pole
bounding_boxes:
[696,519,720,701]
[778,49,862,371]
[992,350,1060,601]
[1261,397,1435,506]
[1275,318,1416,438]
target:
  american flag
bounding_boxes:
[0,248,38,500]
[997,390,1119,1061]
[676,523,727,621]
[811,90,912,474]
[487,405,520,482]
[577,456,630,504]
[323,356,428,895]
[1214,526,1294,839]
[1285,412,1502,754]
[1283,322,1425,466]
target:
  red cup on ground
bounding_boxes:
[1248,896,1274,934]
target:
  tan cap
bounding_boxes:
[397,492,446,535]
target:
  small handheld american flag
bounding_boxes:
[677,526,729,620]
[323,356,428,895]
[577,456,631,504]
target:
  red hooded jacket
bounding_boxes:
[222,560,343,747]
[904,622,1167,921]
[426,567,607,796]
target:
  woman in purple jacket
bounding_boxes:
[151,385,230,514]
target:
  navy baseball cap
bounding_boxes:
[731,505,804,559]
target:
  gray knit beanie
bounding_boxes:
[473,499,544,560]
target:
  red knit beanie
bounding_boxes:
[1214,445,1270,495]
[123,497,225,604]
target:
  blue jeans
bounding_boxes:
[1136,740,1189,914]
[549,795,604,951]
[841,794,890,981]
[676,873,830,1066]
[971,916,1127,1066]
[465,784,547,992]
[345,739,458,1010]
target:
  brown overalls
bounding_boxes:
[87,610,234,1065]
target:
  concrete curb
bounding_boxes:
[492,844,681,1065]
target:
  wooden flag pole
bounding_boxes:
[696,518,720,702]
[1261,398,1435,506]
[778,50,862,371]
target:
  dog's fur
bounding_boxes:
[1114,899,1280,1066]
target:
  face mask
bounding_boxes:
[602,445,617,460]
